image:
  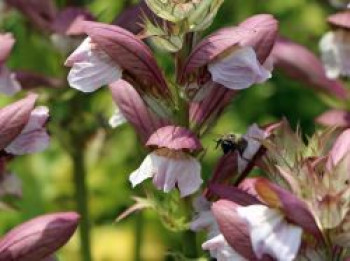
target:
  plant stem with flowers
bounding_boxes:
[63,1,278,259]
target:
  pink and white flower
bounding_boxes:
[191,196,247,260]
[181,14,278,92]
[210,178,322,261]
[237,204,302,261]
[65,21,170,99]
[130,126,203,197]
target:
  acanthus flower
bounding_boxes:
[130,125,203,197]
[65,21,171,102]
[210,178,322,261]
[181,14,278,93]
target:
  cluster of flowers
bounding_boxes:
[0,94,79,260]
[2,0,350,260]
[61,0,350,260]
[0,1,89,259]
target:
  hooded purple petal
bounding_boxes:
[109,80,168,143]
[81,21,169,98]
[0,33,15,64]
[181,14,278,80]
[316,109,350,127]
[272,37,347,98]
[146,125,202,151]
[0,94,37,150]
[0,212,79,261]
[255,178,323,241]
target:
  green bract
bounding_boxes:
[144,0,224,32]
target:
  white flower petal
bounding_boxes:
[0,66,21,96]
[129,154,155,187]
[5,106,50,155]
[237,205,302,261]
[203,234,247,261]
[129,152,202,197]
[176,157,202,197]
[208,46,271,90]
[108,108,127,128]
[66,37,122,92]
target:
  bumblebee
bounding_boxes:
[215,133,248,155]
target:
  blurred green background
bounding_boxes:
[0,0,339,260]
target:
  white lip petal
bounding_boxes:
[67,56,122,92]
[176,157,202,197]
[237,205,302,261]
[5,106,50,155]
[129,152,202,197]
[203,234,248,261]
[66,37,122,92]
[129,153,155,187]
[0,66,21,96]
[208,46,271,90]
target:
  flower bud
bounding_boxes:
[0,212,79,261]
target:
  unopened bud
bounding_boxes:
[0,212,79,261]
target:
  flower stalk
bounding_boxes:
[72,150,92,261]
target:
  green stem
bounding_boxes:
[134,212,143,261]
[72,152,92,261]
[182,197,197,258]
